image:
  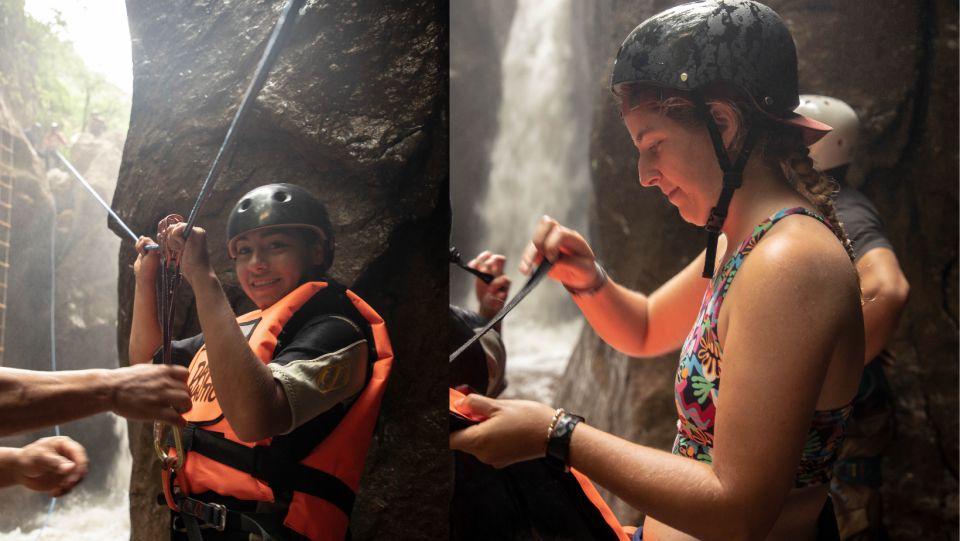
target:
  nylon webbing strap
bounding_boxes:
[449,246,495,284]
[693,92,760,278]
[449,259,554,362]
[182,0,306,238]
[186,428,356,516]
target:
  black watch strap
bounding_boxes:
[545,412,585,472]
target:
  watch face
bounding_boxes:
[556,423,571,438]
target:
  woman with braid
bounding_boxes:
[451,2,863,540]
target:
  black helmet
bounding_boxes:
[226,183,334,273]
[611,1,830,277]
[611,0,829,143]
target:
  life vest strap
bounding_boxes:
[185,426,356,516]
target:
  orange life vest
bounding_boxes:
[167,281,393,541]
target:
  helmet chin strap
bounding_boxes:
[693,93,760,278]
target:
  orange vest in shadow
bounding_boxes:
[170,281,393,541]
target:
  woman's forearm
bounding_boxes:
[572,279,654,356]
[129,276,162,364]
[190,273,291,441]
[570,425,785,541]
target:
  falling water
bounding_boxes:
[477,0,593,401]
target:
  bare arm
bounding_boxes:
[521,216,716,357]
[129,236,162,364]
[0,365,191,436]
[857,247,909,364]
[167,224,290,442]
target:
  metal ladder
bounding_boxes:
[0,123,13,365]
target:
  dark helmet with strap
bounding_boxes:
[611,0,831,277]
[226,183,334,274]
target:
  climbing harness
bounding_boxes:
[449,258,553,362]
[449,246,495,284]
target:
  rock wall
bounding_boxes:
[556,0,958,537]
[113,1,447,539]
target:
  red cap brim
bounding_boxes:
[779,112,833,146]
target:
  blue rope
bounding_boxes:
[34,184,60,540]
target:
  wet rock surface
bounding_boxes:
[114,1,447,539]
[556,0,958,537]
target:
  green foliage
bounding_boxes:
[0,0,130,142]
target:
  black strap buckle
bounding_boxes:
[178,498,228,531]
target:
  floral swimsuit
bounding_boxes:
[672,207,852,488]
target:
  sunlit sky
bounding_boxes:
[24,0,133,94]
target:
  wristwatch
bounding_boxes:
[545,411,585,472]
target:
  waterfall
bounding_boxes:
[474,0,593,399]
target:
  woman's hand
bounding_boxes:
[468,251,511,320]
[162,223,215,286]
[449,393,557,469]
[15,437,88,496]
[134,236,160,283]
[520,215,602,290]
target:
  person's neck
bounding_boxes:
[719,158,810,262]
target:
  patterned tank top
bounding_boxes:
[672,207,853,488]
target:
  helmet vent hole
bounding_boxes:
[239,198,252,212]
[273,191,291,203]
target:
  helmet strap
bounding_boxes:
[693,93,760,278]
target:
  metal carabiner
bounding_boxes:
[154,420,185,470]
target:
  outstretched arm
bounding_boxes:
[521,216,714,357]
[164,223,291,442]
[0,365,191,436]
[129,236,162,364]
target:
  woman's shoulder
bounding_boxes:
[736,212,859,300]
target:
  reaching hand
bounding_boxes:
[449,393,556,469]
[468,251,512,320]
[162,222,214,286]
[520,216,602,290]
[15,436,88,496]
[134,236,160,282]
[109,364,192,426]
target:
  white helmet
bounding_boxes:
[795,95,860,171]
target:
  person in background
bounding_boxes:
[796,95,910,541]
[450,251,511,397]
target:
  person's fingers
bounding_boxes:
[519,242,544,275]
[165,364,189,382]
[449,423,483,452]
[467,250,491,270]
[51,437,88,473]
[489,276,511,299]
[487,255,506,276]
[455,393,498,419]
[530,215,558,262]
[541,223,568,263]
